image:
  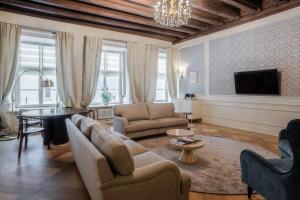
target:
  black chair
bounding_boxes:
[17,109,42,140]
[240,119,300,200]
[17,115,45,159]
[278,129,293,159]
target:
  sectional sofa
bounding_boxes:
[66,114,191,200]
[113,103,189,138]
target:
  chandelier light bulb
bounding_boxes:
[154,0,192,27]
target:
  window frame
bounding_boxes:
[155,48,169,103]
[15,30,57,108]
[92,42,128,105]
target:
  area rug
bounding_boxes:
[137,134,278,194]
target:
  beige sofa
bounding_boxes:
[113,103,189,139]
[66,115,191,200]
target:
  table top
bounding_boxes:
[167,129,194,138]
[171,140,205,150]
[20,107,89,118]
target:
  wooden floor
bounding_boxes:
[0,123,278,200]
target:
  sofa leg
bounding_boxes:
[248,186,253,199]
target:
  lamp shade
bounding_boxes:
[41,79,54,88]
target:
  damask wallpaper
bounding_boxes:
[209,15,300,96]
[179,44,205,95]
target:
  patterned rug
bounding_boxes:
[137,134,278,194]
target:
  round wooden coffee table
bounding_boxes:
[170,140,205,164]
[166,129,194,138]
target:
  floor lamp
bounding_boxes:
[10,69,54,134]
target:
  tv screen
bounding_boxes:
[234,69,279,95]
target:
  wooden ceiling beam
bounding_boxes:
[218,0,261,13]
[191,11,224,25]
[129,0,240,20]
[80,0,223,25]
[0,0,179,41]
[192,0,240,20]
[78,0,200,33]
[26,0,191,37]
[174,0,300,44]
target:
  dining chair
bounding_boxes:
[17,109,42,140]
[17,115,45,159]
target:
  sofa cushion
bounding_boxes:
[124,140,147,156]
[114,103,150,121]
[80,117,99,139]
[147,103,174,120]
[71,114,85,128]
[112,131,130,140]
[133,151,165,168]
[156,118,188,128]
[91,127,134,175]
[125,120,161,132]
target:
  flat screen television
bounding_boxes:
[234,69,279,95]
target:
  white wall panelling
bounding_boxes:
[176,6,300,135]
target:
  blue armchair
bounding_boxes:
[278,129,293,159]
[240,119,300,200]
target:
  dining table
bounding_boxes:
[20,107,89,149]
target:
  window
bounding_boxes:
[155,49,169,102]
[16,29,57,107]
[92,41,129,104]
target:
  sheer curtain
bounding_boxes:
[56,32,77,107]
[81,36,102,107]
[144,45,158,103]
[166,48,179,99]
[127,42,146,103]
[0,22,21,128]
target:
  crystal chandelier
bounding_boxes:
[154,0,192,28]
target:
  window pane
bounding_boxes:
[43,46,56,68]
[156,90,166,102]
[16,29,57,107]
[106,52,120,72]
[43,89,57,104]
[20,90,39,105]
[156,50,168,102]
[92,42,129,105]
[19,43,40,68]
[106,75,120,103]
[20,74,39,90]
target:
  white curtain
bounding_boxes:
[81,36,102,107]
[56,32,77,107]
[167,48,179,99]
[0,22,21,128]
[127,42,146,103]
[144,45,158,103]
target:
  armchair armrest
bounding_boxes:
[279,129,287,141]
[101,160,183,200]
[241,150,289,175]
[112,116,128,134]
[173,112,186,118]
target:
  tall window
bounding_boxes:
[16,29,57,107]
[92,41,129,104]
[156,49,169,102]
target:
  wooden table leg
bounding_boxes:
[179,149,198,164]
